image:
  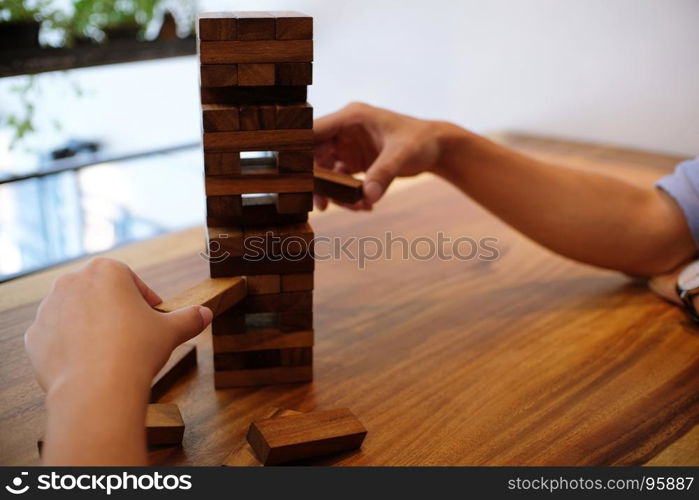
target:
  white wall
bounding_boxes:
[2,0,698,161]
[207,0,699,155]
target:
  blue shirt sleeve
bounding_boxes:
[657,157,699,249]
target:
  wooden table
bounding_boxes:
[1,134,697,466]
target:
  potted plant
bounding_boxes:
[0,0,44,50]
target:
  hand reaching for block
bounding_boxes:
[24,257,214,465]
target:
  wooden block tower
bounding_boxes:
[197,11,315,388]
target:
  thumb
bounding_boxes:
[363,146,405,203]
[162,306,213,345]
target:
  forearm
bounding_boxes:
[43,373,149,465]
[432,124,695,275]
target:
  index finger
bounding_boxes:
[313,103,369,144]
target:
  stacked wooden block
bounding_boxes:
[197,11,315,388]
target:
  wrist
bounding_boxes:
[47,368,150,411]
[429,121,477,180]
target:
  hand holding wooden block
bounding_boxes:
[247,408,367,465]
[313,167,364,204]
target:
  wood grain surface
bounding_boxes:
[0,134,697,466]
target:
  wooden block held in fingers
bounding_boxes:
[205,152,241,176]
[277,193,313,214]
[201,86,307,106]
[155,276,246,315]
[213,329,313,352]
[146,404,185,446]
[205,174,313,195]
[203,104,240,132]
[314,167,364,204]
[215,365,312,388]
[276,62,312,85]
[246,274,281,295]
[204,129,313,153]
[276,103,312,129]
[223,408,302,466]
[198,13,237,41]
[235,12,276,41]
[199,40,313,64]
[273,12,313,40]
[151,343,197,402]
[247,408,367,465]
[238,63,275,86]
[200,64,238,87]
[239,105,277,131]
[276,151,313,173]
[281,273,314,292]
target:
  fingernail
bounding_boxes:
[364,181,383,203]
[198,306,213,326]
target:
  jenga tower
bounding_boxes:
[197,12,315,388]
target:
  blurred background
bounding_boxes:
[1,0,697,281]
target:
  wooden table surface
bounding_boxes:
[1,134,697,466]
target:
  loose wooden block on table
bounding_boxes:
[238,63,276,86]
[154,276,246,316]
[223,408,302,467]
[201,86,307,106]
[276,103,312,129]
[147,404,185,446]
[281,273,314,292]
[214,365,312,388]
[199,40,313,64]
[200,64,238,87]
[246,274,281,295]
[202,104,240,132]
[204,152,240,176]
[247,408,367,465]
[276,150,313,173]
[203,129,313,153]
[235,12,276,41]
[273,11,313,40]
[198,13,237,41]
[276,62,312,85]
[314,167,364,204]
[205,173,313,195]
[151,343,197,402]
